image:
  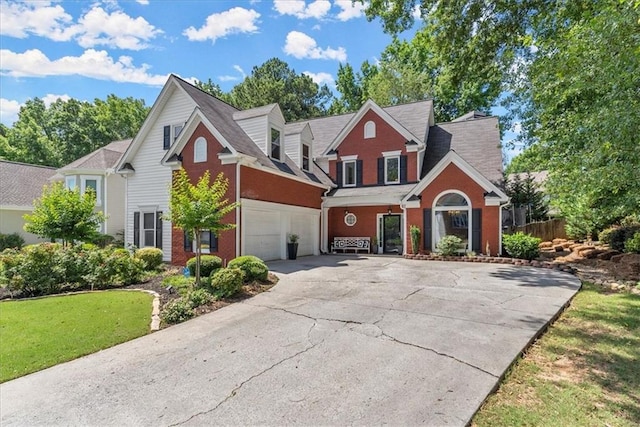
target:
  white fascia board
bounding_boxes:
[116,75,177,170]
[403,200,421,209]
[322,193,404,207]
[323,99,423,155]
[402,150,509,203]
[161,108,238,166]
[57,168,106,176]
[0,205,33,211]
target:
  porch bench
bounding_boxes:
[332,237,370,254]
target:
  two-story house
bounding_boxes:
[117,75,508,263]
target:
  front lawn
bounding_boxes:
[0,291,153,383]
[473,282,640,426]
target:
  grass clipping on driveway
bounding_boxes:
[0,291,153,383]
[473,282,640,426]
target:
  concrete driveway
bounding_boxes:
[1,256,580,426]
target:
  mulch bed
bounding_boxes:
[123,266,279,328]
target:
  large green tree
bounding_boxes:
[226,58,333,121]
[24,183,105,246]
[166,169,238,287]
[362,0,640,233]
[2,95,149,167]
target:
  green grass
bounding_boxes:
[0,291,153,383]
[473,282,640,426]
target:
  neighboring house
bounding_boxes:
[53,139,132,237]
[117,75,508,263]
[0,161,56,244]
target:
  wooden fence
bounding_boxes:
[509,218,567,242]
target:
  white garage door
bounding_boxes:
[242,199,320,261]
[243,209,281,261]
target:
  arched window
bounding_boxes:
[433,191,471,253]
[364,121,376,139]
[194,137,207,163]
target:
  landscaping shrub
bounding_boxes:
[503,232,541,260]
[210,267,244,298]
[161,298,195,324]
[624,232,640,254]
[56,244,92,289]
[5,243,61,297]
[609,224,640,252]
[187,288,213,307]
[186,255,223,277]
[436,235,463,256]
[0,233,25,251]
[598,226,617,245]
[134,247,164,271]
[227,255,268,282]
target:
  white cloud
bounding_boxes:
[283,31,346,61]
[273,0,331,19]
[334,0,366,21]
[303,71,334,86]
[511,121,522,134]
[0,2,161,50]
[233,65,247,78]
[75,6,162,50]
[0,98,21,125]
[183,7,260,43]
[42,93,71,107]
[136,0,150,5]
[412,4,422,19]
[0,48,170,85]
[0,0,78,41]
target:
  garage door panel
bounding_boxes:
[291,214,315,256]
[244,210,281,261]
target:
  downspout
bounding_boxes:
[401,202,407,256]
[236,161,241,258]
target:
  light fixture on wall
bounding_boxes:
[344,209,349,215]
[387,207,392,214]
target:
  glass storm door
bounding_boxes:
[383,214,402,254]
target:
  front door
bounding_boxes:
[382,214,402,254]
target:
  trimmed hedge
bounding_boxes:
[135,247,164,271]
[227,255,268,282]
[0,233,24,251]
[186,255,222,277]
[503,232,541,260]
[210,267,244,298]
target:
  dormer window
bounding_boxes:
[302,143,310,171]
[270,128,281,161]
[194,137,207,163]
[364,121,376,139]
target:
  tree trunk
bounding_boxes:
[195,230,201,288]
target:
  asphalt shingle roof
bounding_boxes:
[422,116,503,186]
[0,161,56,207]
[60,139,132,171]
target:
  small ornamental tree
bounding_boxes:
[23,182,104,246]
[166,169,238,287]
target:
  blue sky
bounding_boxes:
[0,0,520,159]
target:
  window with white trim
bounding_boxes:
[343,160,356,187]
[302,143,311,171]
[194,137,207,163]
[65,176,76,190]
[385,156,400,184]
[80,175,102,206]
[270,128,281,161]
[163,123,184,150]
[364,121,376,139]
[133,210,163,249]
[184,230,217,253]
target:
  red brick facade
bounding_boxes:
[327,109,419,185]
[240,166,324,209]
[405,163,501,255]
[171,123,237,266]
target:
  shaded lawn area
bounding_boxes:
[0,291,153,383]
[473,282,640,426]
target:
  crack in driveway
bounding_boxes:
[168,321,321,426]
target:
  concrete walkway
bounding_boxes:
[0,256,580,426]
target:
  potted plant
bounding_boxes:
[287,233,299,260]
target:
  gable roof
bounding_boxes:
[422,116,503,185]
[320,99,429,155]
[60,139,132,172]
[169,76,334,187]
[0,161,56,208]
